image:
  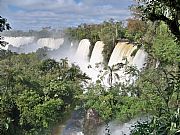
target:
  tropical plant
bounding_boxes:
[0,16,11,48]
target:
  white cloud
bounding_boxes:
[0,0,133,30]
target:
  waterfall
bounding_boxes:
[4,36,34,47]
[87,41,105,81]
[2,37,147,76]
[73,40,147,84]
[108,41,147,70]
[72,39,92,82]
[90,41,104,66]
[133,49,147,70]
[2,36,35,53]
[107,42,147,84]
[37,38,64,50]
[2,37,64,53]
[1,37,148,135]
[107,42,136,83]
[75,39,90,62]
[108,42,136,66]
[75,39,91,61]
[2,37,147,81]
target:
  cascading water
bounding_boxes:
[37,38,64,50]
[1,37,146,77]
[88,41,105,81]
[4,36,34,47]
[72,39,93,81]
[2,37,148,135]
[108,42,136,66]
[132,49,147,70]
[75,39,90,62]
[107,42,138,84]
[2,36,36,53]
[90,41,104,66]
[2,37,64,53]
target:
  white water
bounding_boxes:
[97,116,150,135]
[108,42,136,66]
[1,37,147,80]
[2,37,64,53]
[37,38,64,50]
[88,41,105,81]
[133,49,147,70]
[90,41,104,66]
[73,39,95,82]
[4,36,35,48]
[1,37,148,135]
[52,40,147,134]
[107,42,142,84]
[75,39,90,62]
[2,37,147,83]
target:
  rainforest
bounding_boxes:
[0,0,179,135]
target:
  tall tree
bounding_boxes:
[0,16,11,47]
[134,0,180,41]
[129,1,180,134]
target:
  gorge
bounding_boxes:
[2,37,147,82]
[1,36,147,135]
[1,0,179,134]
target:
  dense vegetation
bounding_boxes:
[0,0,180,134]
[65,0,180,134]
[0,50,91,134]
[1,27,64,39]
[0,16,11,47]
[65,17,150,64]
[65,19,126,63]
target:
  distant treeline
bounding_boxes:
[1,27,64,39]
[1,19,147,64]
[64,18,147,63]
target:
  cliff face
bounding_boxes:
[83,108,103,135]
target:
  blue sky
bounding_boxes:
[0,0,134,30]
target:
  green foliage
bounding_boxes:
[0,16,11,32]
[34,99,63,128]
[83,82,150,123]
[131,109,180,135]
[99,26,115,64]
[0,50,86,134]
[132,62,180,134]
[65,19,125,62]
[16,89,64,134]
[43,80,80,106]
[125,19,147,42]
[36,47,49,60]
[0,10,179,135]
[152,23,180,64]
[82,19,180,133]
[83,83,114,121]
[39,58,59,73]
[0,16,11,48]
[99,20,125,63]
[135,0,180,41]
[115,96,147,122]
[128,1,180,133]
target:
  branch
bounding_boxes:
[148,13,180,41]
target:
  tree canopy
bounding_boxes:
[0,16,11,47]
[135,0,180,41]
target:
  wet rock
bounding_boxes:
[62,109,85,135]
[83,108,102,135]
